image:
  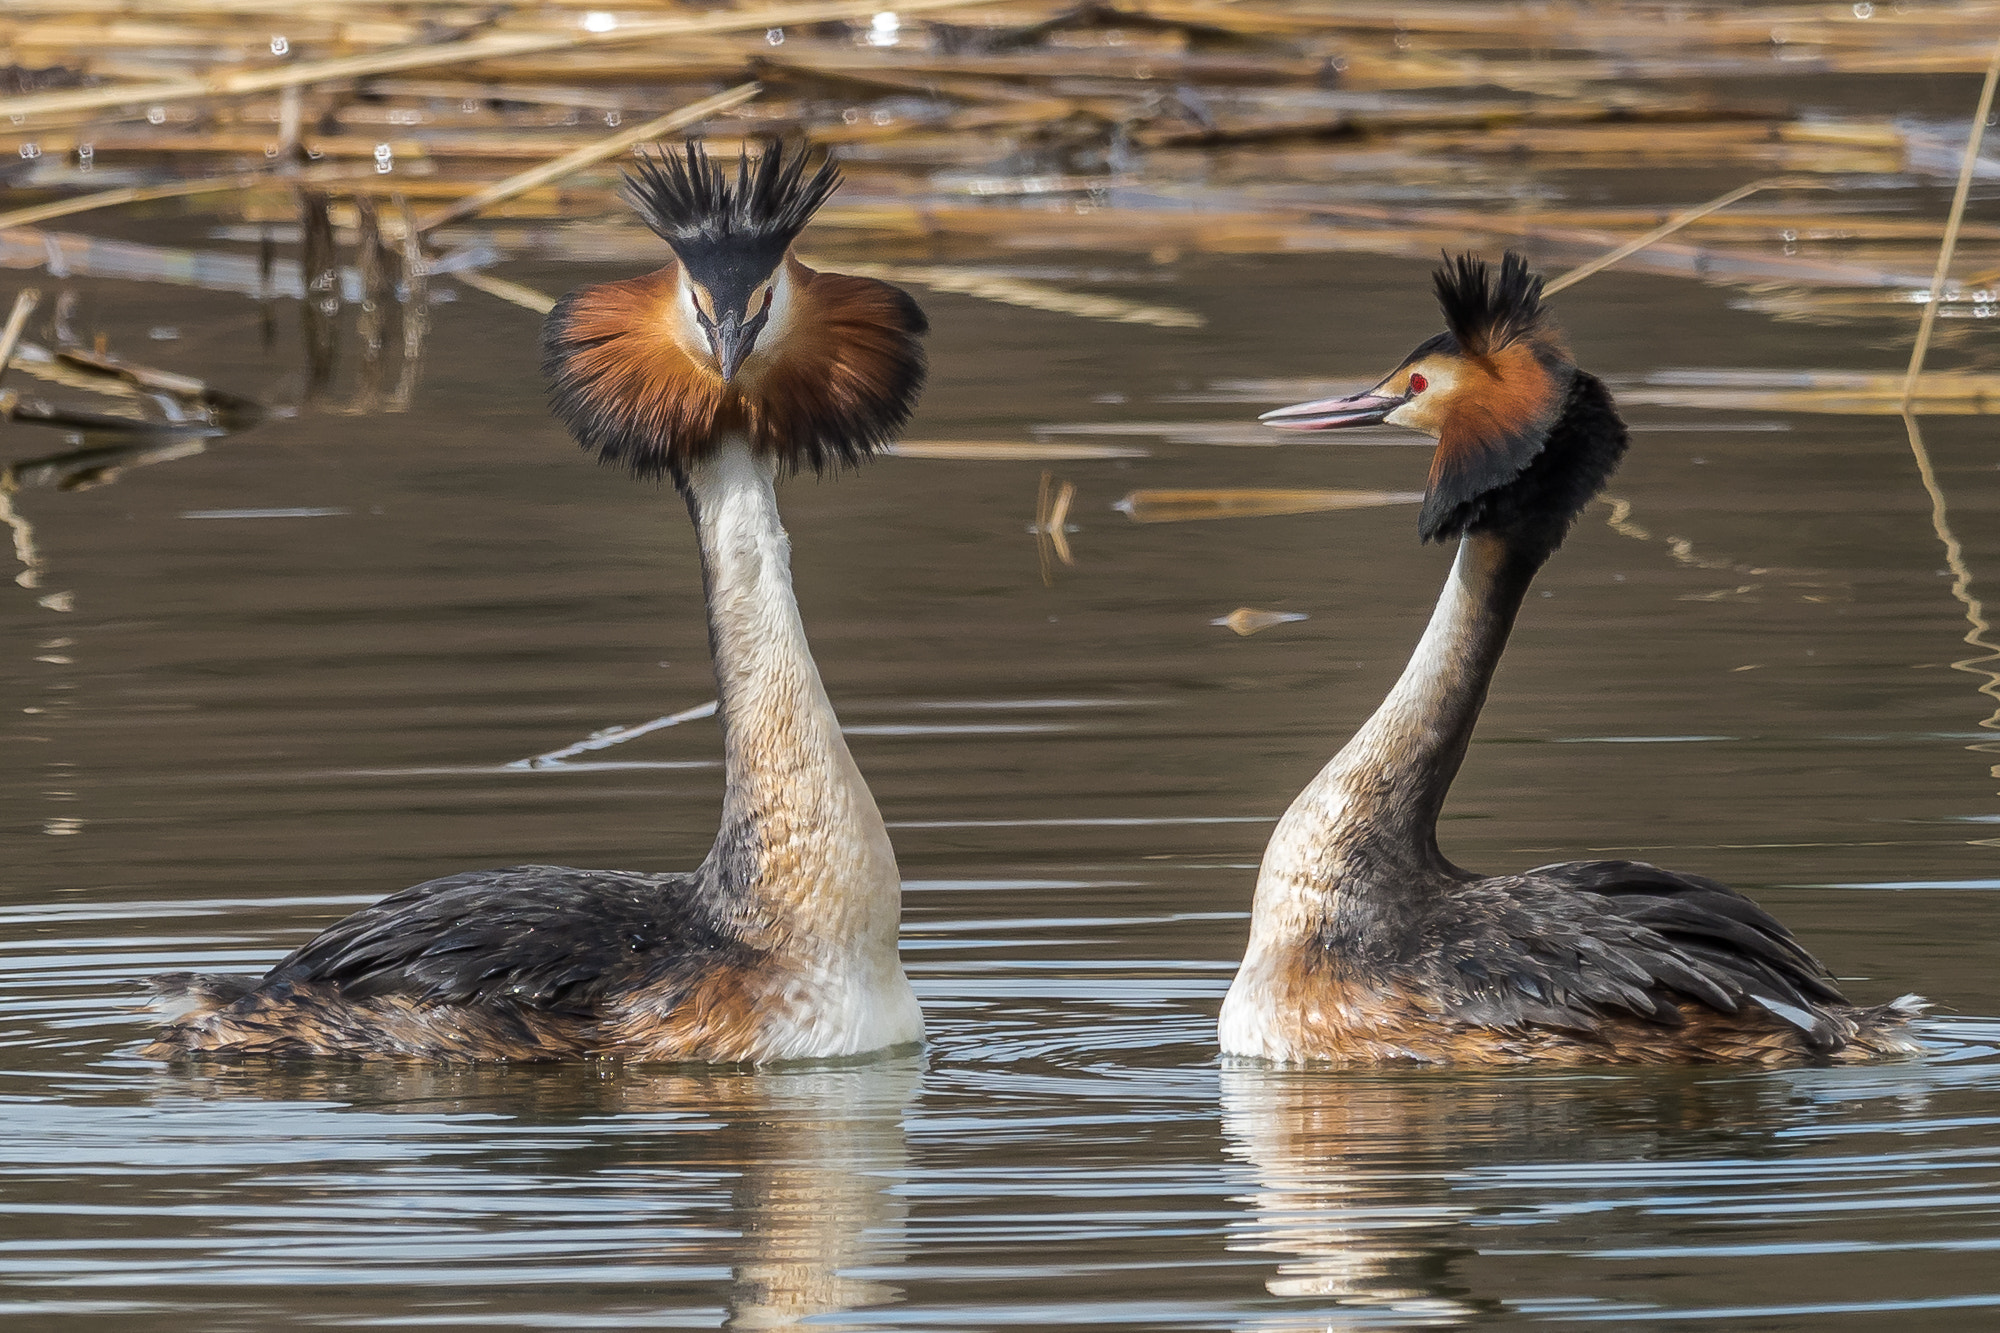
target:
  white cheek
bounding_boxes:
[1384,399,1433,434]
[762,272,796,343]
[671,282,714,360]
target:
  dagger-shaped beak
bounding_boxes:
[711,307,753,384]
[1259,387,1405,431]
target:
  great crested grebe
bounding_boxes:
[1219,252,1922,1066]
[144,142,929,1063]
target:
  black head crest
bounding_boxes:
[1433,251,1550,359]
[621,140,839,288]
[1414,254,1626,552]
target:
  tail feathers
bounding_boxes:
[1840,992,1930,1059]
[145,971,259,1024]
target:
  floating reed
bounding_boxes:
[1213,607,1308,636]
[887,440,1147,460]
[1618,370,2000,416]
[1115,488,1423,524]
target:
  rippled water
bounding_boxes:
[4,226,1999,1328]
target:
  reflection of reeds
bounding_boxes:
[298,187,339,399]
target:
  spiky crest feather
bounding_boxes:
[1433,250,1551,358]
[1416,250,1598,548]
[622,140,840,287]
[542,141,928,485]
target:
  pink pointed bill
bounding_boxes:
[1259,389,1402,431]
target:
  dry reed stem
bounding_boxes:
[1902,36,2000,409]
[413,83,761,234]
[832,261,1204,327]
[0,166,371,233]
[1544,176,1831,296]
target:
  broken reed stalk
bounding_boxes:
[0,0,983,123]
[413,82,761,234]
[1903,36,2000,410]
[1543,175,1830,296]
[0,290,41,387]
[454,270,557,314]
[0,166,371,233]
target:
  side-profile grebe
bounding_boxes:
[1219,252,1922,1066]
[144,142,929,1063]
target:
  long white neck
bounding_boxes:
[1244,532,1534,951]
[685,441,903,967]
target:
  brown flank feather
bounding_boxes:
[1266,944,1916,1068]
[146,956,793,1064]
[543,255,927,483]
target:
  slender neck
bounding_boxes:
[684,441,901,957]
[1251,531,1541,936]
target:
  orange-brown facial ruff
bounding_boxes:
[1406,252,1575,541]
[542,254,927,483]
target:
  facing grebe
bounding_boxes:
[1218,252,1922,1067]
[144,142,929,1063]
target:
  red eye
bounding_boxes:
[1408,372,1428,394]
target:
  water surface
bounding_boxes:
[3,228,1998,1329]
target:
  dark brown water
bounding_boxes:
[3,239,1998,1329]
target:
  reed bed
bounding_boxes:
[3,0,1999,456]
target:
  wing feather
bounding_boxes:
[264,865,733,1014]
[1414,860,1850,1049]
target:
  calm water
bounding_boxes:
[3,232,1998,1329]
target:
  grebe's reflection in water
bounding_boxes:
[147,1057,918,1330]
[714,1060,915,1330]
[1220,1064,1790,1329]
